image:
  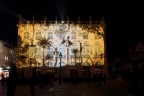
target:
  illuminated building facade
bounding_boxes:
[16,15,107,76]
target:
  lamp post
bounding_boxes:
[59,52,62,84]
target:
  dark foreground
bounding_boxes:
[0,78,128,96]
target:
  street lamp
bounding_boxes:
[59,52,62,84]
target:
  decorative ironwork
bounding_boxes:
[40,16,50,35]
[55,23,70,37]
[54,16,70,37]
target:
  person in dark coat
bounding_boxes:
[87,72,92,86]
[50,73,55,87]
[1,73,6,85]
[102,72,106,86]
[7,65,19,96]
[30,68,36,96]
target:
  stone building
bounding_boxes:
[0,40,16,67]
[16,15,108,77]
[0,40,16,79]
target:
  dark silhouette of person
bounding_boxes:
[137,60,144,96]
[49,73,55,88]
[92,73,97,86]
[127,65,138,96]
[87,72,92,86]
[7,65,19,96]
[31,68,36,96]
[97,72,102,87]
[1,73,6,85]
[102,72,106,86]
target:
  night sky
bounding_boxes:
[0,0,144,60]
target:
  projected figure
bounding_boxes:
[80,42,82,63]
[53,47,59,67]
[61,36,73,65]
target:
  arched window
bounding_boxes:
[83,32,88,39]
[83,42,89,55]
[48,32,53,39]
[35,45,41,55]
[72,32,76,39]
[95,43,101,56]
[24,32,29,39]
[36,32,41,39]
[95,31,100,39]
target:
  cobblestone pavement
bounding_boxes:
[0,78,129,96]
[0,84,7,96]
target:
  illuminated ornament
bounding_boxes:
[54,16,70,37]
[55,23,70,37]
[40,16,49,33]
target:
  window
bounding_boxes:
[95,44,101,56]
[35,46,40,55]
[24,32,29,39]
[48,32,53,39]
[36,32,41,39]
[83,32,88,39]
[95,31,100,39]
[72,32,76,39]
[83,42,89,55]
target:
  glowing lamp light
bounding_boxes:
[62,21,64,24]
[0,69,3,73]
[0,67,3,70]
[4,70,9,72]
[6,66,10,69]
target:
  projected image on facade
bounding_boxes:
[16,16,106,68]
